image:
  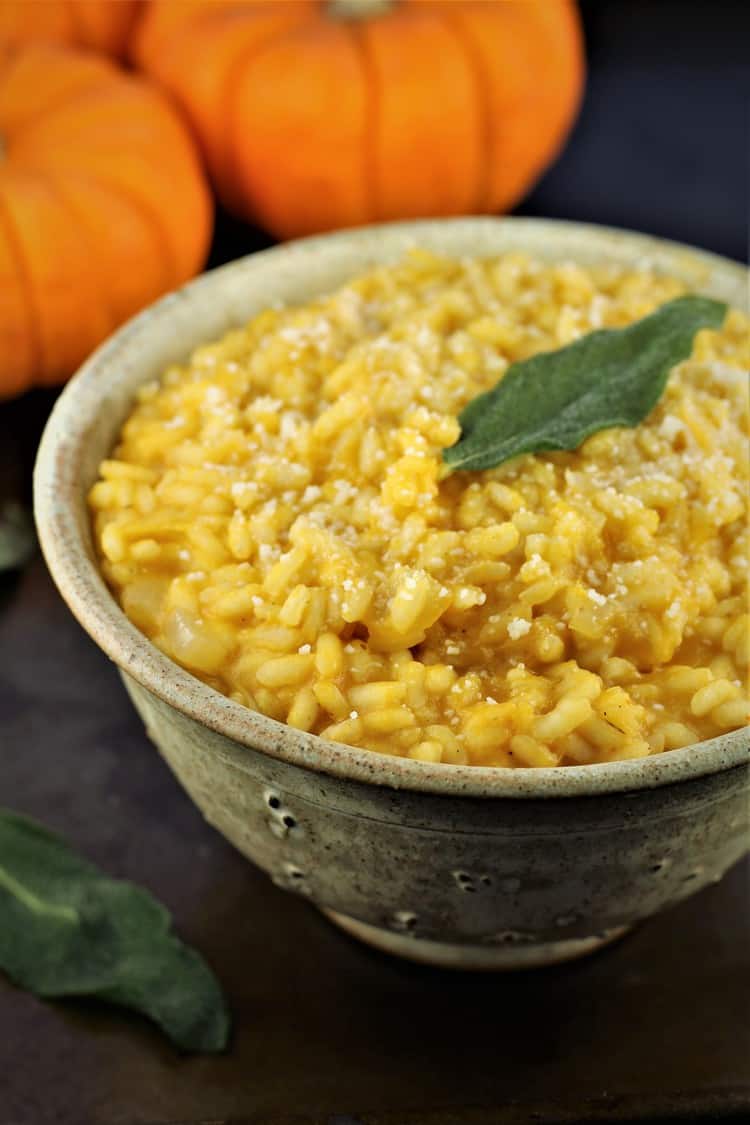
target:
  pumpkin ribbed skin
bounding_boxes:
[133,0,584,239]
[0,44,212,396]
[0,0,141,58]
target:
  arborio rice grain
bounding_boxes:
[90,251,750,766]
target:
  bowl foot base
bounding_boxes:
[324,910,630,970]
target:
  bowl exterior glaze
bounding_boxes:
[34,217,750,967]
[123,673,749,966]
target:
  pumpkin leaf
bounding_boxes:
[0,810,230,1053]
[0,502,35,573]
[443,296,727,473]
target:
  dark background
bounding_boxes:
[1,3,748,1123]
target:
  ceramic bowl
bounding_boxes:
[34,218,749,969]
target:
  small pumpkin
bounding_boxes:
[133,0,584,240]
[0,0,141,58]
[0,43,212,397]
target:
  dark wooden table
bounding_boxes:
[1,3,748,1121]
[1,551,749,1125]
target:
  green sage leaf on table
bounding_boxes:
[0,810,230,1053]
[0,502,35,573]
[443,295,727,473]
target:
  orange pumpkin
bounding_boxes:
[0,0,141,58]
[0,43,212,397]
[133,0,584,240]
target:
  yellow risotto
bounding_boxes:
[89,251,750,767]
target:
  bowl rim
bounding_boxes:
[33,216,749,800]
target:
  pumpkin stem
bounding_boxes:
[327,0,396,20]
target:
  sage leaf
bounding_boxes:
[443,295,727,473]
[0,502,35,573]
[0,810,230,1053]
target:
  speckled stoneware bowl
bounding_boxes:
[34,218,749,969]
